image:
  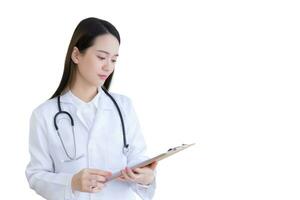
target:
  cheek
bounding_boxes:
[80,59,99,75]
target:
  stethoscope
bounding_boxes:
[53,86,130,162]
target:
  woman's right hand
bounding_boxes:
[71,168,112,193]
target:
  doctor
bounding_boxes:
[25,17,158,200]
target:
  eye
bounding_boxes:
[111,59,117,63]
[97,56,106,60]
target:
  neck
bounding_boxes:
[69,72,99,103]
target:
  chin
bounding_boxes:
[97,83,104,88]
[96,81,105,87]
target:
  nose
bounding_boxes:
[102,61,114,72]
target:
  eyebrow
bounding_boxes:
[96,50,119,57]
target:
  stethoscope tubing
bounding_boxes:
[53,86,129,161]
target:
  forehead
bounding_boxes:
[91,34,119,56]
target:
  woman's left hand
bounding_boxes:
[118,161,158,186]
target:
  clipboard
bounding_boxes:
[106,143,195,182]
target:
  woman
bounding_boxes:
[25,17,157,200]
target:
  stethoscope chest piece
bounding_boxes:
[122,145,131,156]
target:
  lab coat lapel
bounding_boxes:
[59,92,87,132]
[88,87,114,140]
[59,87,115,134]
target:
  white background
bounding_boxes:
[0,0,299,199]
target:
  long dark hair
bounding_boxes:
[50,17,121,99]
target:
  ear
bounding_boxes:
[71,46,80,64]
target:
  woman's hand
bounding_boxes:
[118,161,158,186]
[71,168,112,193]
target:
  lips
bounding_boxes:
[98,75,108,80]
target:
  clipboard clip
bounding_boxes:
[168,144,187,152]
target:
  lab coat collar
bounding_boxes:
[59,86,114,110]
[68,88,100,109]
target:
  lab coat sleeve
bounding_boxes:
[124,97,157,200]
[25,109,77,200]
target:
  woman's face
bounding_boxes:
[72,33,120,87]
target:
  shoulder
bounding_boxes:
[107,91,140,124]
[108,91,133,107]
[31,97,57,118]
[106,91,138,115]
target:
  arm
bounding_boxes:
[25,110,76,200]
[121,97,157,200]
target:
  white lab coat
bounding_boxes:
[25,87,156,200]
